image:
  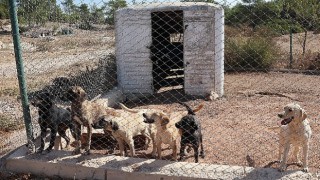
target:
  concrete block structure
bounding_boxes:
[115,2,224,97]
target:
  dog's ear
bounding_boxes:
[77,88,87,101]
[110,120,119,131]
[300,109,307,121]
[160,114,170,126]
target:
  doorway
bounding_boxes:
[151,10,184,91]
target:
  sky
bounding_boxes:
[71,0,246,7]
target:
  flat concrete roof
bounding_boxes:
[3,145,315,180]
[117,2,223,14]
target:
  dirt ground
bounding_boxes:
[114,72,320,173]
[1,22,320,178]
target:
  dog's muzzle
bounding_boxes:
[280,117,294,125]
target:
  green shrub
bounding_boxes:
[225,36,278,71]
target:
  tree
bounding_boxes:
[181,0,216,2]
[78,3,91,29]
[61,0,79,23]
[90,3,105,24]
[104,0,127,25]
[277,0,320,54]
[242,0,263,3]
[17,0,50,26]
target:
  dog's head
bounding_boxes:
[63,86,87,103]
[30,92,53,109]
[93,115,119,131]
[175,115,199,133]
[278,103,307,125]
[143,112,170,126]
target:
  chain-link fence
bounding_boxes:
[1,0,320,179]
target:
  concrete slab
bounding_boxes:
[3,146,316,180]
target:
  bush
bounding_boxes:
[225,36,278,71]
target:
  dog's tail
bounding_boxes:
[119,103,139,113]
[193,103,204,113]
[179,102,204,115]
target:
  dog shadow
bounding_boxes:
[234,160,310,180]
[235,167,309,180]
[122,88,206,108]
[105,155,177,173]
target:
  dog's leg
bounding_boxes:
[151,133,157,158]
[144,134,152,150]
[58,127,70,149]
[37,127,46,153]
[200,135,205,158]
[292,145,301,165]
[104,130,116,154]
[179,143,186,161]
[193,145,199,163]
[45,127,57,153]
[279,142,290,172]
[126,138,135,157]
[72,121,82,155]
[83,125,92,155]
[117,139,125,156]
[302,142,309,172]
[278,130,285,163]
[157,141,162,159]
[172,141,177,161]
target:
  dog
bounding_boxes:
[142,103,203,161]
[93,111,156,157]
[64,86,119,155]
[276,103,312,172]
[30,92,75,154]
[175,102,205,163]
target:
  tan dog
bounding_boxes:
[94,111,156,157]
[65,86,118,155]
[277,103,312,172]
[142,103,204,161]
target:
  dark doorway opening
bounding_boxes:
[151,10,184,92]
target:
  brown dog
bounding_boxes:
[64,86,118,155]
[142,103,204,161]
[93,111,156,157]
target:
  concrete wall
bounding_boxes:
[4,146,314,180]
[116,9,153,94]
[184,8,216,96]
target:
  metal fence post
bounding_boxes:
[289,29,293,68]
[8,0,34,147]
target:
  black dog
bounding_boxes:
[175,102,205,163]
[31,92,75,154]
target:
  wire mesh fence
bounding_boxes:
[1,0,320,179]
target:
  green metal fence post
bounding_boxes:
[8,0,34,148]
